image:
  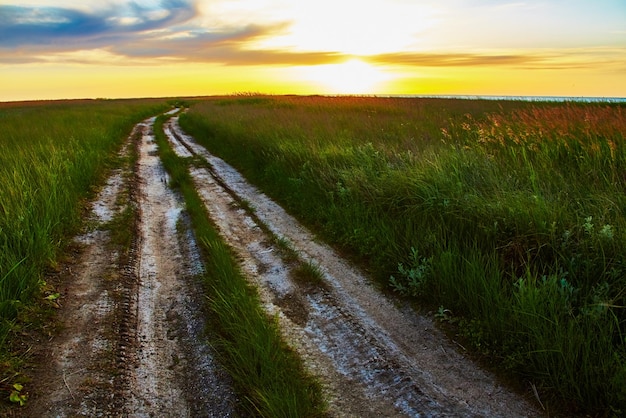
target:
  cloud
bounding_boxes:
[112,23,347,66]
[368,48,626,71]
[0,1,195,48]
[0,2,347,67]
[3,1,623,73]
[369,52,543,67]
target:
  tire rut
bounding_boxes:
[165,115,544,417]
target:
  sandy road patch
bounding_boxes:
[130,117,237,416]
[166,115,543,417]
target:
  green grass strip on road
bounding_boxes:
[153,114,326,417]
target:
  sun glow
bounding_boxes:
[297,59,392,94]
[253,1,438,56]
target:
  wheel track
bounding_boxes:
[110,122,142,415]
[164,115,543,417]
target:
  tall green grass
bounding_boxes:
[180,95,626,415]
[153,115,326,417]
[0,99,168,352]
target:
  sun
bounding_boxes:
[298,59,392,94]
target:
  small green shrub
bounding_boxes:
[389,247,432,297]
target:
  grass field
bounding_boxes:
[180,95,626,415]
[1,95,624,414]
[0,99,169,362]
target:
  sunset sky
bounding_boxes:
[1,0,625,101]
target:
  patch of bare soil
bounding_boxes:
[165,116,544,417]
[16,117,237,417]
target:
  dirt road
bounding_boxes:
[19,115,237,417]
[17,112,541,417]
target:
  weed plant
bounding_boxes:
[152,115,326,417]
[180,95,626,415]
[0,99,168,361]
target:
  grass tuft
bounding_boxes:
[291,261,326,288]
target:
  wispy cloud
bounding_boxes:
[369,52,544,67]
[368,48,626,71]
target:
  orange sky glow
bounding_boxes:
[1,0,625,101]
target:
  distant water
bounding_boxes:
[382,94,626,103]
